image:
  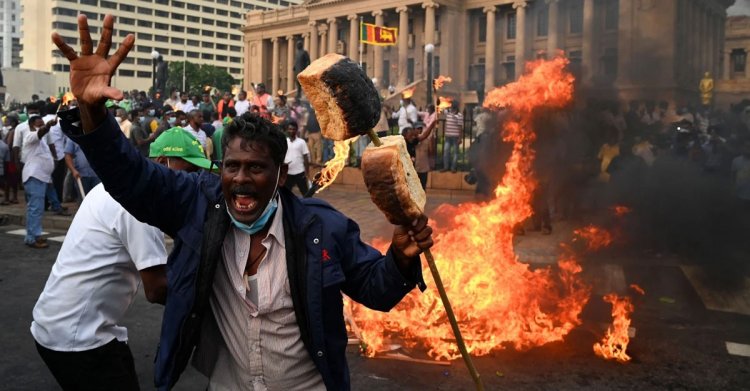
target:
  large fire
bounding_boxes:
[436,96,453,113]
[402,86,416,99]
[347,57,600,360]
[593,284,645,363]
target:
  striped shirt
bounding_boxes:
[206,199,325,390]
[444,112,463,138]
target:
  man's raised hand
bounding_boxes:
[51,14,134,131]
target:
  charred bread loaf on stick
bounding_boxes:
[361,136,427,226]
[297,53,381,141]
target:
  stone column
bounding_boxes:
[397,6,410,88]
[423,1,438,45]
[746,48,750,79]
[303,32,310,52]
[582,0,595,84]
[286,35,295,94]
[348,14,359,60]
[328,18,338,55]
[271,37,280,95]
[513,1,528,79]
[484,5,496,92]
[373,10,384,88]
[546,0,560,56]
[319,23,329,57]
[308,22,318,62]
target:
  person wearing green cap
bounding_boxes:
[149,127,213,171]
[31,125,214,390]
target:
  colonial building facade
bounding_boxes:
[243,0,737,107]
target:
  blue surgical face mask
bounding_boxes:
[139,116,145,123]
[148,109,155,116]
[168,117,176,125]
[227,166,281,235]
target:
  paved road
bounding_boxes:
[1,188,749,390]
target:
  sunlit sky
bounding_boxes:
[728,0,750,16]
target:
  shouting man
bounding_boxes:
[53,14,433,390]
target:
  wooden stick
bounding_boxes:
[368,126,484,390]
[374,352,452,366]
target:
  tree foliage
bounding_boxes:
[166,61,235,94]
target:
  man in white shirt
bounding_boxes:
[175,91,194,113]
[31,127,213,389]
[21,116,66,248]
[11,103,41,163]
[392,96,418,133]
[234,90,251,117]
[283,121,310,195]
[183,109,208,150]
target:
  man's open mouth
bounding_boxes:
[232,194,258,212]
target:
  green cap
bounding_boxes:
[149,127,212,170]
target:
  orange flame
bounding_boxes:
[349,58,590,360]
[402,87,416,99]
[436,97,453,113]
[271,115,284,125]
[315,138,352,192]
[433,75,452,90]
[593,284,645,364]
[573,225,613,251]
[613,205,632,217]
[62,92,75,106]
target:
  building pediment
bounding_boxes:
[303,0,349,8]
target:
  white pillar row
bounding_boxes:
[513,0,528,79]
[484,5,496,92]
[423,1,439,80]
[396,5,410,88]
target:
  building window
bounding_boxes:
[137,20,153,28]
[231,57,242,63]
[81,10,99,20]
[119,3,135,12]
[138,71,152,78]
[138,32,152,40]
[119,69,135,77]
[188,15,200,23]
[187,39,199,47]
[137,45,153,53]
[171,37,184,44]
[80,0,98,5]
[52,22,78,31]
[478,13,487,43]
[507,12,517,40]
[155,22,168,30]
[53,64,71,72]
[230,67,241,74]
[537,5,549,37]
[202,30,215,37]
[732,49,747,73]
[569,0,583,34]
[172,0,185,7]
[187,3,200,11]
[120,17,135,25]
[53,8,78,17]
[203,6,215,13]
[187,51,199,58]
[216,43,227,50]
[601,47,617,79]
[567,49,582,78]
[122,57,135,64]
[202,41,214,49]
[154,35,168,43]
[101,1,116,9]
[434,56,440,76]
[216,55,228,62]
[172,49,184,56]
[187,28,200,35]
[137,6,152,15]
[230,45,242,52]
[172,13,184,20]
[604,0,619,30]
[171,25,185,32]
[217,32,228,39]
[155,10,168,17]
[137,58,151,65]
[202,18,215,25]
[202,53,214,60]
[217,9,228,16]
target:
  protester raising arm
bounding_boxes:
[52,15,203,237]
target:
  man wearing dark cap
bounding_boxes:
[31,127,212,389]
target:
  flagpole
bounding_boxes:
[358,16,364,68]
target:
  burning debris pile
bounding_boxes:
[345,57,642,364]
[593,284,646,363]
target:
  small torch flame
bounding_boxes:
[62,92,75,106]
[402,87,416,99]
[436,97,453,113]
[314,138,354,193]
[433,75,452,90]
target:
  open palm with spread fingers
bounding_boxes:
[51,14,134,130]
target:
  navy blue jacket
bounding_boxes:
[60,110,425,390]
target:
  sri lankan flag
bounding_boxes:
[360,22,397,46]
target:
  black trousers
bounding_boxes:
[51,159,67,201]
[36,339,140,391]
[284,172,309,196]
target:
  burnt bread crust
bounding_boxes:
[361,136,426,226]
[320,57,381,138]
[298,53,380,141]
